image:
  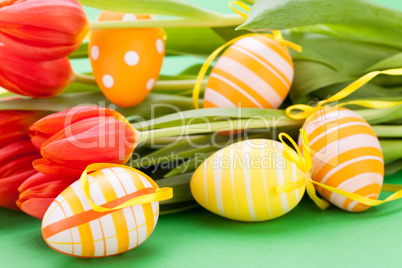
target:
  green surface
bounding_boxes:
[2,0,402,267]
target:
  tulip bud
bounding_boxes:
[29,106,139,178]
[0,45,73,97]
[0,0,89,60]
[17,172,74,219]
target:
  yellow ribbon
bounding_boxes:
[286,68,402,120]
[192,1,302,109]
[277,130,402,209]
[80,163,173,213]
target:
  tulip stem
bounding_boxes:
[90,15,245,30]
[136,118,301,144]
[73,72,207,92]
[73,73,98,86]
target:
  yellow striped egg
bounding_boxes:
[301,106,384,212]
[204,34,293,109]
[190,139,305,222]
[41,166,159,257]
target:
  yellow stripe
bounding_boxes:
[232,145,251,220]
[221,146,238,219]
[111,210,129,253]
[61,187,95,257]
[249,140,270,221]
[283,156,299,211]
[142,203,155,239]
[206,157,219,213]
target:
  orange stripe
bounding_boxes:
[212,68,272,108]
[307,116,369,144]
[61,187,95,257]
[142,203,155,239]
[54,199,74,255]
[318,159,383,200]
[343,184,382,212]
[225,46,289,98]
[42,188,155,240]
[253,35,293,65]
[309,124,377,155]
[206,76,258,108]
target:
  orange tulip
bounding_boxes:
[0,0,89,60]
[17,172,74,219]
[29,106,139,178]
[0,45,73,97]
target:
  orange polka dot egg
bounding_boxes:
[301,106,384,212]
[41,166,160,257]
[204,34,294,109]
[89,11,165,107]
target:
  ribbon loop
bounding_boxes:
[229,1,250,19]
[286,68,402,120]
[80,163,173,213]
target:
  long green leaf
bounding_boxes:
[239,0,402,33]
[80,0,222,20]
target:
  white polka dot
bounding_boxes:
[124,51,139,66]
[156,39,164,54]
[102,75,114,88]
[146,78,155,90]
[122,14,137,21]
[91,45,99,60]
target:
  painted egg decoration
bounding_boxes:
[203,34,294,109]
[89,11,165,107]
[301,106,384,212]
[190,139,306,222]
[41,166,160,257]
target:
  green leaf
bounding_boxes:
[0,92,195,120]
[69,42,88,59]
[355,105,402,125]
[385,159,402,176]
[239,0,402,33]
[80,0,222,20]
[133,108,302,131]
[372,126,402,138]
[380,139,402,164]
[364,53,402,73]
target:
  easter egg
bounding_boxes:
[41,166,159,257]
[190,139,306,221]
[89,11,165,107]
[203,34,293,109]
[302,106,384,212]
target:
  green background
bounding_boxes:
[1,1,402,267]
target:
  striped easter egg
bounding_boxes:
[203,34,293,109]
[89,11,165,108]
[301,106,384,212]
[41,166,159,257]
[190,139,305,222]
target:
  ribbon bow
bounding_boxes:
[80,163,173,213]
[277,131,402,209]
[286,68,402,120]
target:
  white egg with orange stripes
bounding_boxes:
[203,34,294,109]
[301,106,384,212]
[41,166,160,257]
[190,139,306,222]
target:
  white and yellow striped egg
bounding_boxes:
[191,139,305,222]
[301,106,384,212]
[41,166,159,257]
[204,34,294,109]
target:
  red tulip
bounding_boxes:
[29,106,139,178]
[0,109,48,210]
[0,138,41,210]
[17,172,74,219]
[0,45,73,97]
[0,0,89,60]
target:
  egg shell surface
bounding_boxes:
[204,34,294,109]
[301,106,384,212]
[89,11,165,107]
[41,166,159,257]
[191,139,305,222]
